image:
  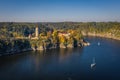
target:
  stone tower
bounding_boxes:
[35,24,39,38]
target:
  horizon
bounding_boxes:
[0,21,120,23]
[0,0,120,22]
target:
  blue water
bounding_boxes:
[0,36,120,80]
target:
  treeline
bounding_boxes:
[44,22,120,38]
[0,22,120,38]
[0,22,52,39]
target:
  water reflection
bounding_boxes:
[30,48,84,72]
[59,48,73,63]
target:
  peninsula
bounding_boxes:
[0,22,120,56]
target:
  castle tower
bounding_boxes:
[35,24,39,38]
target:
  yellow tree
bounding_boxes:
[52,30,59,44]
[59,35,67,44]
[52,29,58,38]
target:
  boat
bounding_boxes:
[98,42,100,46]
[91,58,96,68]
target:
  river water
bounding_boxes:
[0,36,120,80]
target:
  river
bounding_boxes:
[0,36,120,80]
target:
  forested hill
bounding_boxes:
[0,22,120,56]
[0,22,120,39]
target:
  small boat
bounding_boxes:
[91,58,96,68]
[98,42,100,46]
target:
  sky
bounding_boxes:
[0,0,120,22]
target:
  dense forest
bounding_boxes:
[0,22,120,38]
[0,22,120,56]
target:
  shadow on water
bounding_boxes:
[0,47,84,80]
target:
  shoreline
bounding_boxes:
[1,32,120,57]
[0,41,90,57]
[82,32,120,41]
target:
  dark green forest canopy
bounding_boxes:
[0,22,120,38]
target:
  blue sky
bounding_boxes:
[0,0,120,22]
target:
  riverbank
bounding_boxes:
[82,32,120,40]
[0,40,90,56]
